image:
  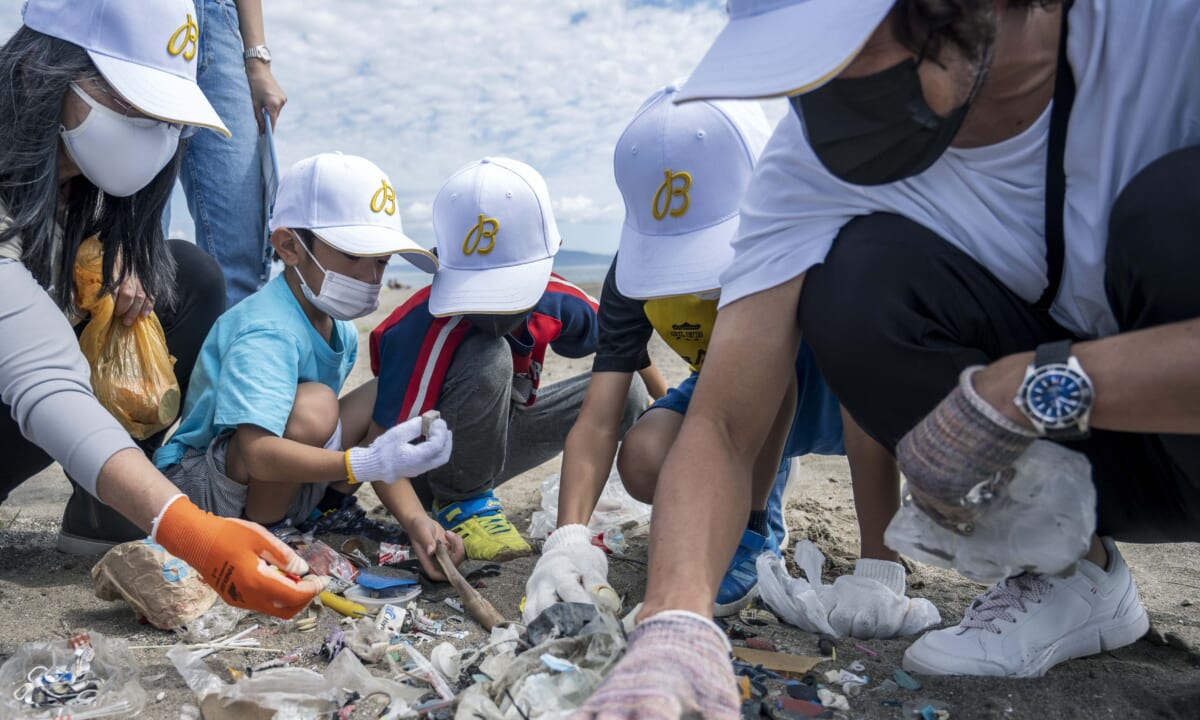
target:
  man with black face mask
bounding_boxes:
[575,0,1200,716]
[365,158,658,562]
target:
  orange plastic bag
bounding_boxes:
[74,236,181,439]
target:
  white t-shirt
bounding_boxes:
[721,0,1200,338]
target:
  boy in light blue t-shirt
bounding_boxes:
[156,153,465,579]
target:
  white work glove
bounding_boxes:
[523,524,620,623]
[823,559,941,639]
[345,416,452,484]
[757,540,940,640]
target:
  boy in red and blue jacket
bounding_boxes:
[365,158,658,560]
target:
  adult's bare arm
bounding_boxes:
[975,318,1200,434]
[235,0,286,131]
[640,275,806,619]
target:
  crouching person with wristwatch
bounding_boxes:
[899,316,1200,676]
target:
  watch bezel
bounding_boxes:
[1016,362,1095,430]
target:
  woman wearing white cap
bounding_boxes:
[0,0,325,619]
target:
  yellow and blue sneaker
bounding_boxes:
[435,490,531,561]
[713,527,779,617]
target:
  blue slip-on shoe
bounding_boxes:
[714,527,778,617]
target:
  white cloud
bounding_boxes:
[0,0,737,254]
[553,194,622,224]
[404,201,433,223]
[260,0,729,252]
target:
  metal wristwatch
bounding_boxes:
[243,45,271,63]
[1014,339,1094,439]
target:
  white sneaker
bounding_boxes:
[903,538,1149,677]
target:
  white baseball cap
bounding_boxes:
[22,0,230,136]
[676,0,894,102]
[429,157,561,316]
[614,83,771,299]
[269,153,437,272]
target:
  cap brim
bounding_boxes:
[429,258,554,316]
[675,0,894,102]
[89,51,231,137]
[314,225,439,273]
[615,216,737,300]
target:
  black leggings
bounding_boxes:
[799,145,1200,543]
[0,239,225,503]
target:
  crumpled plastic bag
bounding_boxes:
[455,609,626,719]
[295,540,357,592]
[527,463,651,540]
[169,642,421,720]
[92,538,217,630]
[885,440,1096,584]
[344,617,390,665]
[0,631,146,719]
[757,541,940,640]
[174,603,251,644]
[456,638,617,720]
[74,236,180,439]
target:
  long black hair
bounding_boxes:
[0,26,180,310]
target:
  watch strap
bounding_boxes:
[1034,339,1072,367]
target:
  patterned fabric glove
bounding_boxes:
[152,495,327,618]
[523,524,619,623]
[896,366,1036,532]
[570,611,739,720]
[346,416,452,484]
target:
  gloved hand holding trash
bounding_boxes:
[895,366,1037,532]
[886,440,1096,583]
[757,540,940,640]
[345,415,453,484]
[523,524,621,623]
[570,611,740,720]
[153,494,327,618]
[891,366,1097,582]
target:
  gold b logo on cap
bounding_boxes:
[167,14,199,62]
[370,179,397,216]
[463,214,499,256]
[652,169,692,220]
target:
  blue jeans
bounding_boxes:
[164,0,269,309]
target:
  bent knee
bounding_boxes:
[1107,147,1200,284]
[1106,146,1200,329]
[800,214,944,356]
[617,420,670,504]
[285,382,340,446]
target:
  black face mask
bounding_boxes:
[795,58,984,186]
[465,312,529,339]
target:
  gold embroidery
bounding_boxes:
[167,14,199,62]
[370,179,398,216]
[463,214,500,256]
[652,169,692,220]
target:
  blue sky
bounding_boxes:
[1,0,758,256]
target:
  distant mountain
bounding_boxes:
[554,249,613,266]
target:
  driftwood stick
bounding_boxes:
[435,540,506,631]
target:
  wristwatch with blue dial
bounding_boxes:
[1015,339,1094,439]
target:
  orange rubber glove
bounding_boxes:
[152,494,326,618]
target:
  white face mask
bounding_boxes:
[60,83,181,197]
[292,234,382,320]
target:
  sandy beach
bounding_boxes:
[1,282,1198,719]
